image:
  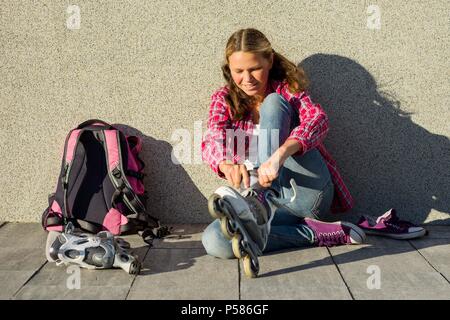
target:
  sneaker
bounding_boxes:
[302,218,366,247]
[357,209,427,240]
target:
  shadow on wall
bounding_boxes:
[299,54,449,225]
[258,55,450,279]
[112,124,207,224]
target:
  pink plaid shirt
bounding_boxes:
[201,79,354,213]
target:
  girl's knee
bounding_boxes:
[260,93,292,118]
[201,222,235,259]
[263,92,284,104]
[284,180,334,220]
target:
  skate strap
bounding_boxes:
[125,169,145,180]
[74,219,103,234]
[117,219,171,246]
[140,225,172,246]
[61,216,168,241]
[54,218,103,234]
[44,215,63,228]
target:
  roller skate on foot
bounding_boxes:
[208,185,277,278]
[45,230,141,275]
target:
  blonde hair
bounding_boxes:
[221,28,309,120]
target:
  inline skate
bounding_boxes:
[207,184,278,278]
[45,230,141,275]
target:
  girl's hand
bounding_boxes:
[258,154,282,188]
[219,162,250,189]
[258,139,302,188]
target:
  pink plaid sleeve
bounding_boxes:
[281,86,329,155]
[201,89,232,177]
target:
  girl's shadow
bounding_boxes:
[112,124,208,274]
[258,54,450,277]
[112,124,208,224]
[299,54,449,225]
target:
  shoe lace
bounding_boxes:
[384,219,414,231]
[316,230,348,246]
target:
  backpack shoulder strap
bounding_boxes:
[59,128,84,225]
[100,129,169,243]
[101,129,145,212]
[59,120,113,230]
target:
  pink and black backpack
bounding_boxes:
[42,119,169,244]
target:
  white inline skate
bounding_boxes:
[207,183,278,278]
[45,229,141,275]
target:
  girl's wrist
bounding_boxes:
[272,147,289,167]
[279,139,301,160]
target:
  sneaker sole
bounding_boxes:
[340,222,366,244]
[363,228,426,240]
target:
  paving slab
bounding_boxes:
[150,224,206,249]
[3,223,449,300]
[328,236,450,300]
[127,248,238,300]
[0,223,47,299]
[241,247,352,300]
[0,223,145,300]
[423,226,450,239]
[0,222,47,249]
[409,236,450,283]
[115,233,151,260]
[15,262,135,299]
[15,285,131,300]
[6,223,207,300]
[0,270,43,300]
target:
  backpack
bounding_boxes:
[41,119,169,245]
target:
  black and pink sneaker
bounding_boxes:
[357,209,427,240]
[302,218,366,247]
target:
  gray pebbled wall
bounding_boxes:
[1,0,449,225]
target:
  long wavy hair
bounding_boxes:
[222,28,309,120]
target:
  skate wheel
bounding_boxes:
[243,255,259,278]
[116,238,131,250]
[208,193,224,219]
[232,234,244,259]
[129,260,141,275]
[220,217,235,240]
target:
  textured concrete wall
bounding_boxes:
[1,0,449,224]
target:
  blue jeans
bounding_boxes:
[202,93,335,259]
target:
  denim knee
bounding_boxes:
[201,220,235,259]
[260,93,292,120]
[284,179,334,220]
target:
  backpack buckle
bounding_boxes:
[112,168,122,179]
[65,221,75,234]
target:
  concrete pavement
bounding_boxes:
[1,222,449,300]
